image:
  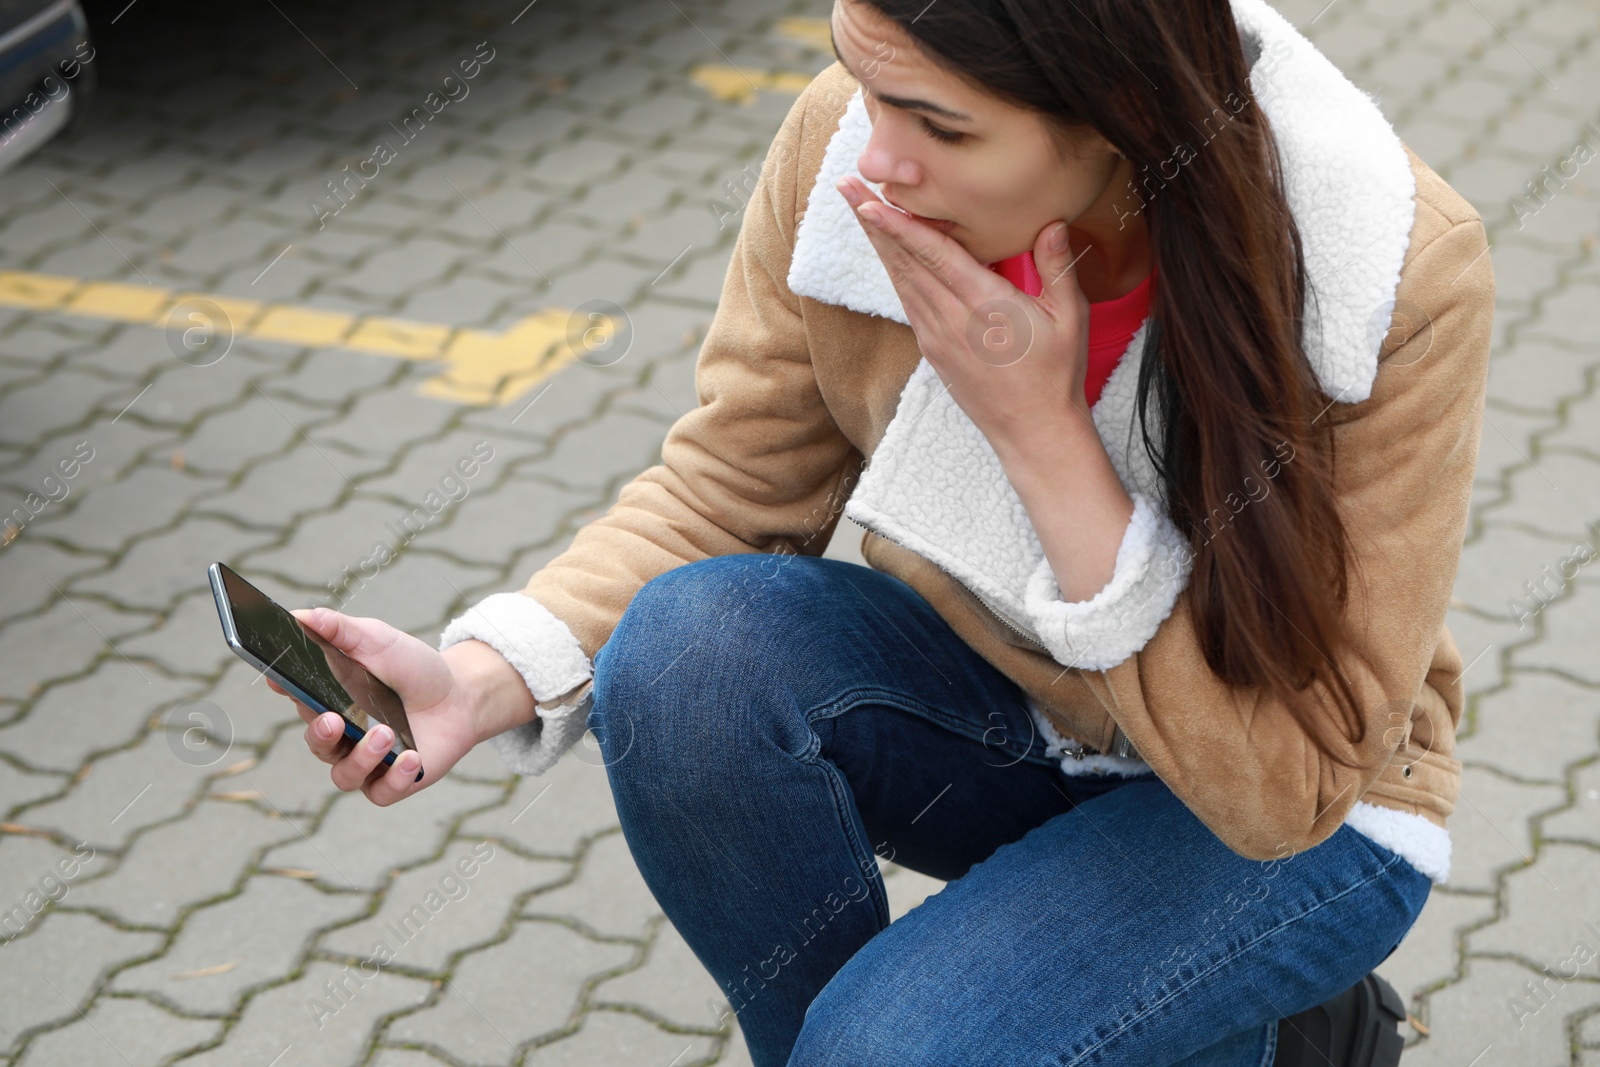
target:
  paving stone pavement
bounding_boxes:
[0,0,1595,1063]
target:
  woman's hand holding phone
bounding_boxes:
[267,607,482,806]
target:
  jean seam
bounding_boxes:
[802,684,1058,771]
[1061,849,1409,1066]
[795,695,920,933]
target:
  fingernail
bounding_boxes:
[859,205,883,228]
[399,751,419,774]
[367,725,391,751]
[1050,223,1068,252]
[319,715,339,738]
[835,178,861,207]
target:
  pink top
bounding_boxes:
[986,250,1156,408]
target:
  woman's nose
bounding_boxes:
[856,124,920,188]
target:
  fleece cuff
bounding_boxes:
[438,592,593,776]
[1021,493,1193,671]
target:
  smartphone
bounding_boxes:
[208,562,423,782]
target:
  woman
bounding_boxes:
[277,0,1493,1062]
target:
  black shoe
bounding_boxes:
[1270,971,1407,1067]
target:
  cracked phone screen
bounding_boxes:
[218,565,417,753]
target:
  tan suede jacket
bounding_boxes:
[440,0,1493,883]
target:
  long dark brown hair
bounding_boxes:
[855,0,1370,764]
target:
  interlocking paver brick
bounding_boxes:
[176,959,433,1067]
[1479,451,1600,538]
[1375,889,1498,1023]
[0,834,103,941]
[315,551,505,635]
[1542,762,1600,846]
[523,1008,720,1066]
[1444,765,1566,893]
[69,798,305,927]
[319,839,570,974]
[0,538,113,624]
[11,993,221,1067]
[0,665,195,774]
[410,478,595,564]
[522,830,665,940]
[1460,672,1600,781]
[25,463,225,554]
[369,1049,454,1067]
[0,367,134,443]
[111,872,370,1015]
[1542,384,1600,459]
[1467,845,1600,970]
[1487,337,1595,409]
[1484,237,1575,305]
[1409,957,1600,1065]
[0,911,163,1050]
[69,518,280,610]
[386,920,635,1059]
[200,655,315,743]
[18,732,216,851]
[1453,521,1579,618]
[0,596,159,703]
[1514,579,1600,685]
[533,406,692,492]
[595,917,734,1032]
[0,764,67,819]
[460,753,621,859]
[1524,279,1600,347]
[260,774,501,892]
[530,252,683,314]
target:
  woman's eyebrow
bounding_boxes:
[829,26,974,122]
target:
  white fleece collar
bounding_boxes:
[786,0,1418,407]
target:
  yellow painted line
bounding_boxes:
[690,18,831,105]
[776,17,831,52]
[0,270,610,407]
[691,66,815,104]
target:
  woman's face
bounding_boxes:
[829,0,1128,267]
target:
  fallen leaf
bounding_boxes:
[171,450,185,471]
[219,758,258,777]
[173,962,237,980]
[1406,1012,1429,1036]
[0,823,49,837]
[211,790,263,802]
[262,866,319,880]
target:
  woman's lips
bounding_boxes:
[884,202,957,234]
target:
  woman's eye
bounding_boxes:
[919,117,964,144]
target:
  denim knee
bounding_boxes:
[591,554,825,776]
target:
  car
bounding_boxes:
[0,0,94,175]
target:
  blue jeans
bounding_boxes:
[586,554,1430,1067]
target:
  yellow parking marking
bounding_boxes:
[775,17,831,52]
[68,281,171,322]
[345,317,453,360]
[0,270,601,407]
[251,305,357,349]
[690,18,831,104]
[691,66,816,104]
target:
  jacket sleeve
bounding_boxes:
[1071,215,1493,859]
[1019,492,1195,671]
[440,73,863,775]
